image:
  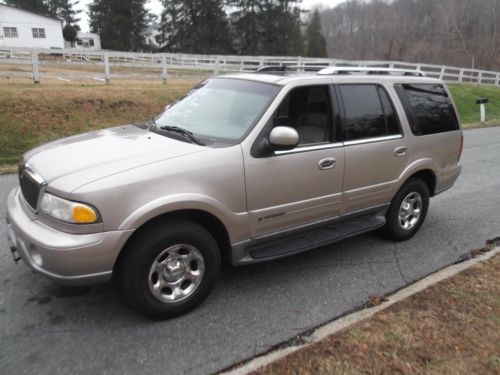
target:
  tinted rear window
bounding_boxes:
[396,84,459,135]
[339,84,400,141]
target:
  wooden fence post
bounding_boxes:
[495,73,500,87]
[161,53,168,83]
[31,49,40,84]
[104,52,110,84]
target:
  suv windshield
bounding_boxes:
[155,78,279,144]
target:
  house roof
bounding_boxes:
[0,4,62,23]
[77,32,99,39]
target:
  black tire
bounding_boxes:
[383,178,430,241]
[118,220,220,319]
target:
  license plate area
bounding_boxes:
[6,219,21,263]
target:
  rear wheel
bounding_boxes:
[383,178,429,241]
[118,220,220,319]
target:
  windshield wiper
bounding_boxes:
[159,125,206,146]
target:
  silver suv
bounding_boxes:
[6,67,462,318]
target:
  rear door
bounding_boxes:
[336,83,409,214]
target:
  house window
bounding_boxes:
[3,27,18,38]
[32,28,46,38]
[89,39,94,47]
[76,38,83,45]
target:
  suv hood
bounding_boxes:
[24,125,207,193]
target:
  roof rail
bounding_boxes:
[317,67,426,77]
[256,65,329,74]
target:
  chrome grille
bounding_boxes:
[18,163,44,210]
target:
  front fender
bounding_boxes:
[117,193,249,244]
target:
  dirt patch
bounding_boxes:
[255,254,500,374]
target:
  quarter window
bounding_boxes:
[3,27,18,38]
[339,84,400,141]
[396,84,459,135]
[32,28,46,38]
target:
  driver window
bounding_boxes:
[273,85,333,145]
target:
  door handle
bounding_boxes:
[318,157,336,170]
[394,146,408,157]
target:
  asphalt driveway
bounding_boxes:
[0,127,499,375]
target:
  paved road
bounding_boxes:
[1,127,499,375]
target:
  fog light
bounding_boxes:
[29,245,43,266]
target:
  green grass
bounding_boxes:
[448,84,500,126]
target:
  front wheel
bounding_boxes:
[383,178,430,241]
[118,220,221,319]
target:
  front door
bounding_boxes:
[244,84,345,238]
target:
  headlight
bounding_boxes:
[40,193,99,224]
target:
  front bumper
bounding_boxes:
[6,188,133,286]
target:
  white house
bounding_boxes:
[65,31,101,50]
[0,4,64,49]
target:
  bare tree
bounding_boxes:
[319,0,500,70]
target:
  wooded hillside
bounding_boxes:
[320,0,500,71]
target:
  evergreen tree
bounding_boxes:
[226,0,264,55]
[54,0,81,27]
[3,0,49,15]
[159,0,232,54]
[227,0,303,56]
[305,9,326,57]
[88,0,148,51]
[268,0,303,56]
[45,0,81,27]
[62,24,78,46]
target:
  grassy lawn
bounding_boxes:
[0,79,198,166]
[448,84,500,127]
[0,79,499,171]
[256,253,500,374]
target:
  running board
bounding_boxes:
[248,216,386,261]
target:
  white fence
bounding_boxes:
[0,46,499,86]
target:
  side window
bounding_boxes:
[32,28,46,38]
[378,86,400,135]
[273,85,333,145]
[396,84,459,135]
[3,27,18,38]
[339,84,400,141]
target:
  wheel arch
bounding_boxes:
[410,169,437,197]
[113,209,232,276]
[396,159,438,198]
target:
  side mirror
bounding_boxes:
[269,126,299,151]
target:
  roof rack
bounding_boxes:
[317,67,426,77]
[256,65,329,74]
